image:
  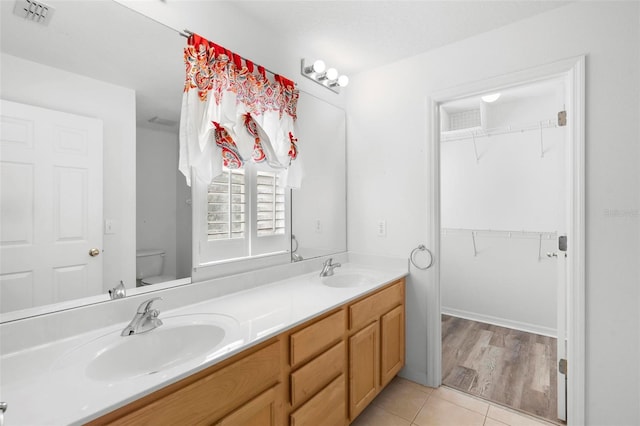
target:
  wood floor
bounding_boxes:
[441,314,560,424]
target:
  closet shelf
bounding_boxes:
[441,227,557,240]
[441,119,560,143]
[442,228,558,260]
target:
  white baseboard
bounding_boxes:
[441,307,557,338]
[398,366,429,387]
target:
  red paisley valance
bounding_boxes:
[179,34,301,188]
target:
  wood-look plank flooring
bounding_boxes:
[442,314,560,424]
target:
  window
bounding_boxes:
[194,165,291,271]
[256,171,286,237]
[208,169,246,241]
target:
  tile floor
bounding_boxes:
[351,377,559,426]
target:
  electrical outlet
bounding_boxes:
[315,219,322,233]
[377,220,387,237]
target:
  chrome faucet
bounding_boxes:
[108,280,127,300]
[121,297,163,336]
[320,258,341,277]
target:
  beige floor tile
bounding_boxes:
[392,376,436,395]
[431,387,489,416]
[484,418,510,426]
[371,378,431,421]
[487,405,556,426]
[413,396,485,426]
[351,404,412,426]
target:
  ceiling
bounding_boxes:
[0,0,571,131]
[229,1,570,77]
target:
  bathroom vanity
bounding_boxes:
[0,261,407,425]
[90,278,405,425]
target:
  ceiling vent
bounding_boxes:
[448,109,481,131]
[13,0,54,25]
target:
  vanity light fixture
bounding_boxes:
[301,58,349,94]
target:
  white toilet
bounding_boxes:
[136,249,175,286]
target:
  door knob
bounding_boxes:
[89,248,101,257]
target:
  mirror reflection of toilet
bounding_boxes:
[135,249,175,287]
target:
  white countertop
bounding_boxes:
[0,262,407,425]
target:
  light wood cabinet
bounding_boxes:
[91,278,405,426]
[290,310,345,368]
[290,341,345,407]
[290,375,346,426]
[288,310,347,425]
[381,304,405,387]
[216,385,282,426]
[348,321,379,419]
[348,280,405,422]
[90,339,283,426]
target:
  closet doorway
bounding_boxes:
[425,57,585,426]
[439,78,566,423]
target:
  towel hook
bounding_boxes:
[410,245,434,270]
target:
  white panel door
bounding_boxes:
[0,100,103,313]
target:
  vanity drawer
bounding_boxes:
[349,280,404,331]
[290,341,345,407]
[290,374,347,426]
[290,310,345,368]
[109,340,281,425]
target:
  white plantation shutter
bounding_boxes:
[208,169,246,240]
[196,166,290,267]
[256,171,286,237]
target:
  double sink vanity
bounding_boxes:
[0,259,407,425]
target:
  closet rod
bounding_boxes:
[441,119,559,143]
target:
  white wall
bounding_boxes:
[136,126,183,281]
[0,53,137,294]
[347,2,639,425]
[441,231,558,335]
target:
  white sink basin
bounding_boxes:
[321,272,376,288]
[54,313,241,383]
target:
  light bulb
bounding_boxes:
[312,59,325,73]
[481,93,501,103]
[325,68,338,81]
[337,75,349,87]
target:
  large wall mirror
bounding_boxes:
[0,0,346,321]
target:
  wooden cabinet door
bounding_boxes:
[348,321,379,420]
[380,305,405,387]
[216,385,282,426]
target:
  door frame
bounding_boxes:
[425,56,585,425]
